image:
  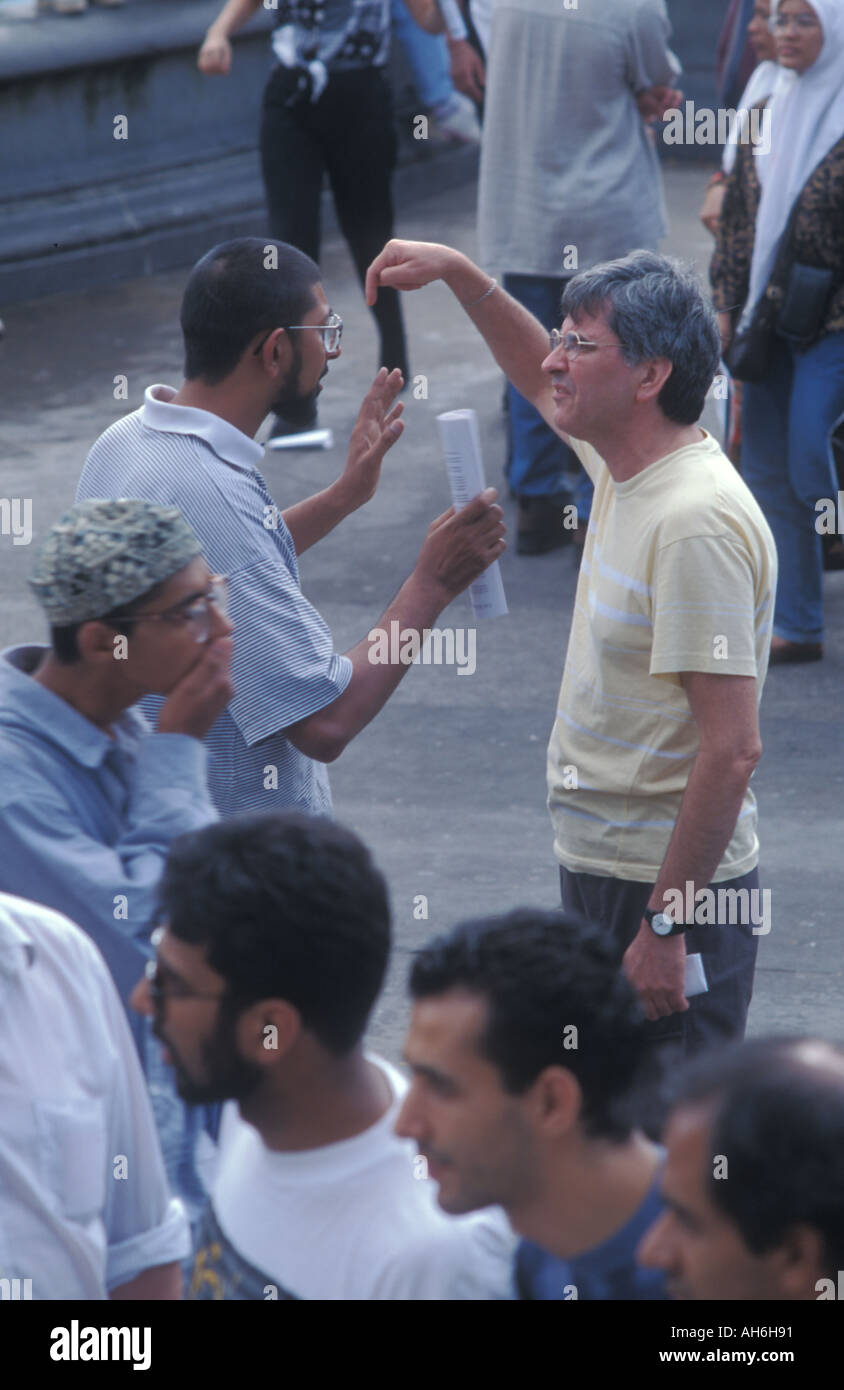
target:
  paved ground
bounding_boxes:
[0,160,841,1064]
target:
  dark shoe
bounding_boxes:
[822,536,844,571]
[769,637,824,665]
[516,497,574,556]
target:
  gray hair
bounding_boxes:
[560,250,721,426]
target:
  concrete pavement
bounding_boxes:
[0,159,841,1062]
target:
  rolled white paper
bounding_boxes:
[436,408,508,621]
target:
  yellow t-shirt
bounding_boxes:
[547,430,777,884]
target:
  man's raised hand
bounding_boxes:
[157,637,235,741]
[365,240,458,306]
[338,367,405,510]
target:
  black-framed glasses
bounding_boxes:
[549,328,621,359]
[144,928,226,1005]
[117,575,228,646]
[252,312,343,356]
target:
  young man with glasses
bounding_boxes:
[0,498,233,1218]
[367,241,777,1112]
[78,237,506,821]
[131,811,514,1301]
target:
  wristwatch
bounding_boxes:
[643,907,688,938]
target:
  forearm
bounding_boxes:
[648,749,757,916]
[282,481,355,556]
[442,254,559,431]
[287,572,450,761]
[404,0,445,34]
[206,0,261,39]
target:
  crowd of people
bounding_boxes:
[1,0,843,1304]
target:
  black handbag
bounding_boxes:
[776,262,836,345]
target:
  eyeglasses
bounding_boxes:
[549,328,621,359]
[117,574,229,645]
[769,13,821,30]
[253,312,343,356]
[144,929,226,1005]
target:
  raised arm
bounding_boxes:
[366,240,563,437]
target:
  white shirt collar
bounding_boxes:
[141,385,264,473]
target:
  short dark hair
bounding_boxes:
[181,237,321,383]
[158,812,391,1055]
[49,574,171,665]
[674,1037,844,1273]
[408,908,650,1141]
[560,249,721,426]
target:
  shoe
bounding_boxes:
[768,636,823,665]
[516,497,574,556]
[822,536,844,571]
[429,94,481,146]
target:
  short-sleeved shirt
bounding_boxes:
[547,431,777,884]
[514,1168,668,1301]
[479,0,679,276]
[189,1057,516,1300]
[77,387,353,820]
[0,893,190,1298]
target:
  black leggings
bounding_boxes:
[260,64,407,375]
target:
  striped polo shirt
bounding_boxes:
[547,430,777,884]
[77,386,352,819]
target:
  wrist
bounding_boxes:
[401,568,451,622]
[443,252,492,305]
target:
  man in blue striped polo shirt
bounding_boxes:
[78,237,505,819]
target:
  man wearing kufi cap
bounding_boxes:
[0,498,234,1221]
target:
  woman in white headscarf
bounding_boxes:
[711,0,844,663]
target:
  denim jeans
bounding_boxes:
[502,273,592,517]
[742,331,844,643]
[141,1019,216,1237]
[391,0,453,111]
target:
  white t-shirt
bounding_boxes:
[190,1056,514,1300]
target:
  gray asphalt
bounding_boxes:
[0,160,841,1063]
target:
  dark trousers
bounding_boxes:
[560,865,761,1132]
[260,65,407,376]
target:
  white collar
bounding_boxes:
[141,385,264,474]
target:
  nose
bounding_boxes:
[541,344,570,376]
[130,972,154,1018]
[210,600,234,640]
[394,1087,425,1142]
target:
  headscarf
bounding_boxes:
[742,0,844,326]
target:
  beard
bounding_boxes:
[270,339,324,422]
[154,1000,264,1106]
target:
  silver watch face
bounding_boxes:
[650,912,675,937]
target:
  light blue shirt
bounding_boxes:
[0,645,217,1009]
[0,645,219,1224]
[77,386,353,820]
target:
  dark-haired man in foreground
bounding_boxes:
[131,813,514,1300]
[396,908,668,1299]
[638,1036,844,1300]
[368,241,777,1089]
[78,237,505,819]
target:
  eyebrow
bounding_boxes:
[401,1055,456,1089]
[154,952,191,991]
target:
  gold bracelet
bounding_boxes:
[460,278,498,309]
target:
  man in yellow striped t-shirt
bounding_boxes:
[366,241,777,1090]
